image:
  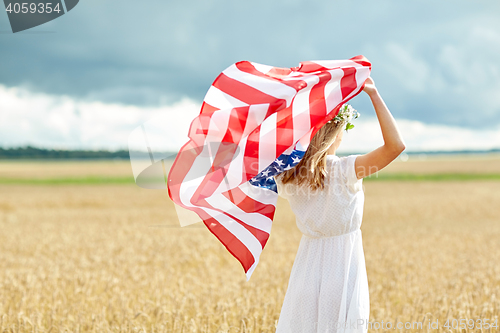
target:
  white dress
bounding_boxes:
[275,154,369,333]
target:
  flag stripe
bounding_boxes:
[224,64,297,107]
[213,73,286,108]
[308,71,331,129]
[201,206,266,260]
[341,67,358,100]
[239,182,279,206]
[204,195,273,237]
[202,213,256,272]
[235,61,308,92]
[223,187,275,221]
[258,112,278,171]
[204,86,247,110]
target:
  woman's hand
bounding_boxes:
[362,77,377,96]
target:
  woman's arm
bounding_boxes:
[354,77,406,179]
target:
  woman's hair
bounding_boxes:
[278,120,346,190]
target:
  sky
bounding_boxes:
[1,0,500,153]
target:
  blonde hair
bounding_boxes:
[278,120,345,190]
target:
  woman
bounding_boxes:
[274,77,405,333]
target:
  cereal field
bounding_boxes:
[0,154,499,332]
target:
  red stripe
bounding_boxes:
[223,187,275,220]
[243,129,260,182]
[194,105,258,201]
[190,142,239,202]
[222,106,249,144]
[199,210,256,273]
[308,71,331,129]
[267,66,292,77]
[236,216,269,249]
[340,67,358,100]
[235,61,307,92]
[240,99,286,182]
[296,61,330,73]
[198,198,270,250]
[275,105,294,159]
[200,101,218,114]
[350,55,372,68]
[189,102,218,141]
[168,144,257,275]
[167,141,203,205]
[213,73,283,106]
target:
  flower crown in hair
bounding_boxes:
[327,103,360,132]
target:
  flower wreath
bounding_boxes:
[328,103,360,132]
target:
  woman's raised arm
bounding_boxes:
[354,77,406,179]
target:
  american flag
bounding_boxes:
[167,55,371,280]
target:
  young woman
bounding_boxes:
[274,77,405,333]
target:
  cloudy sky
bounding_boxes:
[1,0,499,153]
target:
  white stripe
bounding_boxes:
[223,64,297,108]
[252,63,274,75]
[205,193,273,233]
[245,260,259,281]
[204,86,248,110]
[324,68,344,115]
[287,71,310,77]
[281,146,295,155]
[214,136,247,193]
[178,108,232,206]
[203,206,263,263]
[298,128,314,149]
[207,104,271,194]
[291,82,314,143]
[258,112,277,171]
[346,67,371,100]
[239,182,278,206]
[178,142,219,208]
[207,107,233,140]
[243,104,270,138]
[295,140,307,152]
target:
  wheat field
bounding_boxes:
[0,155,499,332]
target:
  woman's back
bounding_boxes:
[274,154,370,333]
[276,154,364,238]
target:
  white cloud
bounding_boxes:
[0,84,200,151]
[1,84,499,154]
[338,117,500,153]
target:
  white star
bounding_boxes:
[291,156,301,164]
[275,159,284,166]
[261,169,270,177]
[267,176,274,180]
[274,166,281,173]
[284,164,293,171]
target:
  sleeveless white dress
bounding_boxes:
[275,154,369,333]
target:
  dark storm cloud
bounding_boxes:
[1,0,499,127]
